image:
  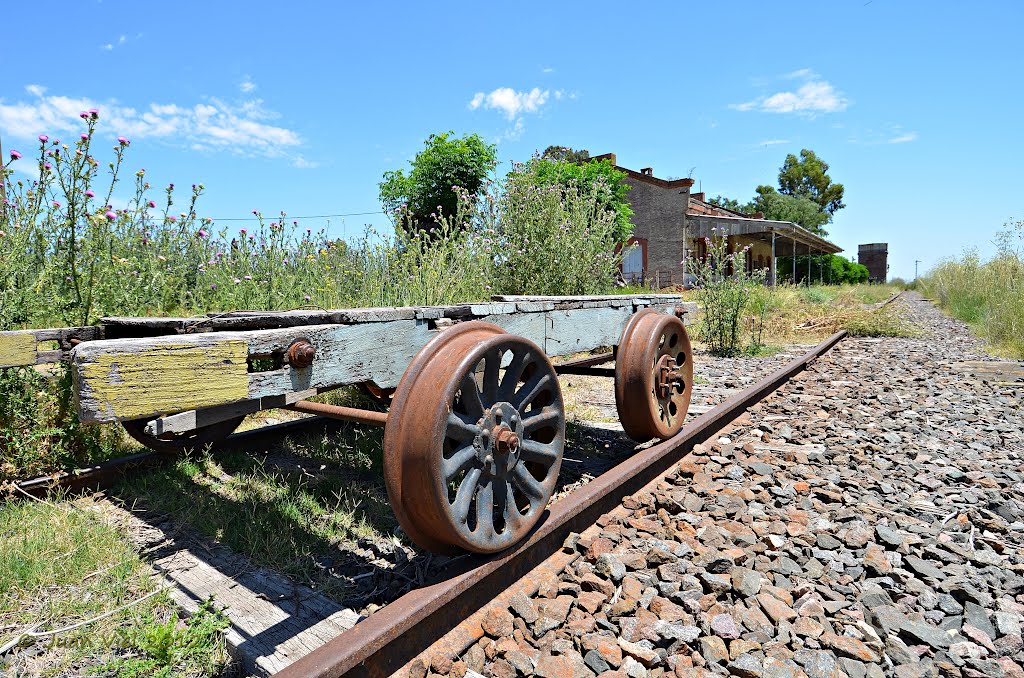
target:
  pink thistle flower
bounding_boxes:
[117,136,129,146]
[38,135,48,143]
[244,275,252,281]
[210,283,217,290]
[105,210,117,220]
[53,201,61,208]
[79,111,88,119]
[167,215,177,222]
[81,133,89,140]
[239,228,247,235]
[304,294,311,301]
[197,229,209,238]
[88,108,99,119]
[85,190,95,198]
[234,278,241,284]
[9,150,22,160]
[44,163,52,170]
[147,200,156,208]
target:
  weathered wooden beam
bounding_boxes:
[0,326,103,368]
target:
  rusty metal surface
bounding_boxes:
[383,321,565,555]
[358,381,396,406]
[272,329,848,678]
[285,400,388,427]
[120,416,246,454]
[287,339,316,368]
[614,309,693,441]
[553,351,614,370]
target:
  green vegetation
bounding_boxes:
[709,148,844,235]
[526,153,634,241]
[0,496,230,676]
[921,220,1024,357]
[378,131,498,234]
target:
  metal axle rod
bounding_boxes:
[285,400,388,427]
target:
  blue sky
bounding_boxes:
[2,1,1021,280]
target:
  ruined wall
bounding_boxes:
[622,177,689,287]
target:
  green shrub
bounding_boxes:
[690,232,766,357]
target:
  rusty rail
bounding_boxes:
[273,330,849,678]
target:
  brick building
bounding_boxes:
[858,243,888,283]
[597,154,842,287]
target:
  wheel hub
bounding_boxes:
[475,402,524,477]
[655,354,686,399]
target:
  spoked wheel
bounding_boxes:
[384,321,565,554]
[615,309,693,441]
[121,416,246,454]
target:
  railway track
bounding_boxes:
[271,330,848,678]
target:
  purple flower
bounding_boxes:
[52,201,61,208]
[38,135,48,143]
[239,228,247,235]
[304,294,311,301]
[85,190,95,198]
[282,258,289,265]
[197,229,209,238]
[117,136,129,146]
[244,275,252,281]
[105,210,116,220]
[44,163,52,170]
[79,111,88,119]
[88,108,99,119]
[167,215,177,222]
[210,283,217,290]
[234,278,241,284]
[147,200,156,208]
[9,150,22,160]
[81,133,89,140]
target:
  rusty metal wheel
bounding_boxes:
[121,416,245,454]
[614,309,693,441]
[384,321,565,554]
[357,381,395,406]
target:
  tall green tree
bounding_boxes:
[750,185,830,235]
[777,149,845,216]
[541,145,591,164]
[379,131,498,233]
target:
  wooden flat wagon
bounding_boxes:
[1,294,697,554]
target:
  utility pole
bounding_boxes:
[915,260,921,281]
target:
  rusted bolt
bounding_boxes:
[287,339,316,368]
[494,426,520,455]
[674,306,688,318]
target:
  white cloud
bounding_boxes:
[239,76,257,93]
[542,67,554,74]
[0,84,302,157]
[468,87,550,120]
[732,72,848,117]
[291,155,319,169]
[758,139,790,146]
[888,132,917,144]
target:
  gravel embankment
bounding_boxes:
[415,294,1024,678]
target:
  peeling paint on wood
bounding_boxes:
[0,331,38,368]
[75,339,249,422]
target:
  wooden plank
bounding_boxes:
[245,320,434,397]
[0,331,39,368]
[481,312,547,347]
[492,294,684,302]
[74,337,250,422]
[144,388,325,435]
[0,326,103,367]
[544,306,633,356]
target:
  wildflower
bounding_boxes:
[197,229,209,238]
[283,258,289,265]
[239,228,247,235]
[244,275,252,281]
[53,201,61,208]
[88,108,99,119]
[117,136,130,146]
[167,215,177,222]
[80,133,89,141]
[38,135,48,143]
[234,278,241,284]
[8,150,22,160]
[85,190,95,198]
[210,283,217,290]
[105,210,116,220]
[44,163,52,170]
[147,200,156,208]
[79,111,88,119]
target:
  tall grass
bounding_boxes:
[920,220,1024,357]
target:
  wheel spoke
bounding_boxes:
[520,439,559,465]
[475,477,494,535]
[522,406,562,433]
[492,478,509,533]
[446,412,480,442]
[482,349,501,404]
[503,479,523,527]
[443,444,477,480]
[452,467,481,522]
[512,373,553,410]
[459,374,485,419]
[496,350,528,402]
[513,464,545,500]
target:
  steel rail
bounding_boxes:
[273,329,848,678]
